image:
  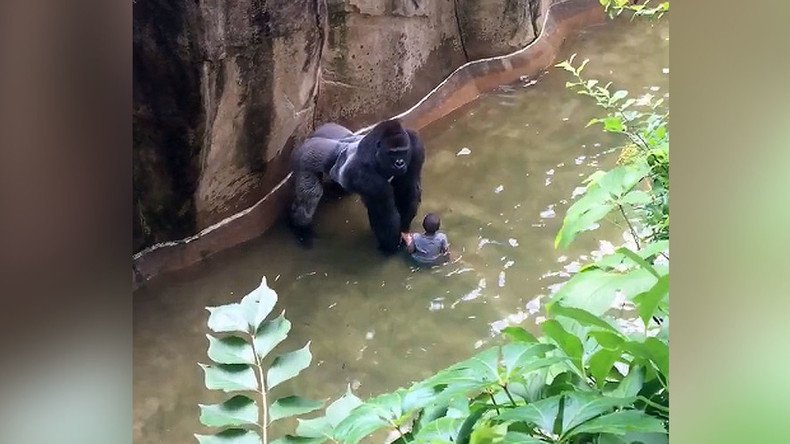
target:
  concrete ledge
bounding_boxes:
[132,0,606,289]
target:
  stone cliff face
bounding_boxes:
[455,0,541,60]
[314,0,466,127]
[133,0,549,252]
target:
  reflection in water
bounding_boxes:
[133,17,669,444]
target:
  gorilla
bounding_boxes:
[288,119,425,253]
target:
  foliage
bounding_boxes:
[196,277,322,444]
[599,0,669,20]
[280,293,668,443]
[554,51,669,243]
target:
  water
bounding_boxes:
[134,17,669,443]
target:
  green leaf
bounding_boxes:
[633,275,669,327]
[549,267,657,315]
[621,98,637,109]
[511,357,570,383]
[501,343,555,377]
[588,348,622,388]
[266,342,312,389]
[464,347,502,382]
[548,304,620,333]
[446,395,472,418]
[607,366,645,399]
[496,396,561,433]
[598,432,668,444]
[644,338,669,378]
[426,347,500,391]
[253,310,291,358]
[555,60,575,73]
[195,429,261,444]
[207,304,249,334]
[295,417,332,441]
[198,395,258,428]
[558,165,650,249]
[622,339,668,380]
[470,422,508,444]
[207,335,255,365]
[293,389,364,442]
[560,393,635,436]
[577,58,590,73]
[597,164,650,196]
[502,326,538,343]
[620,189,652,206]
[332,401,391,444]
[240,276,278,331]
[403,384,442,412]
[413,417,464,443]
[541,320,584,371]
[611,90,629,102]
[615,247,660,278]
[326,386,364,426]
[583,170,608,185]
[602,116,625,132]
[566,410,666,436]
[270,396,324,423]
[270,436,325,444]
[589,331,626,349]
[414,404,448,434]
[200,363,259,393]
[370,390,406,421]
[503,432,546,443]
[457,407,488,444]
[555,188,615,249]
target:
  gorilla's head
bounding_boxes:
[370,119,412,177]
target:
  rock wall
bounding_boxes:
[455,0,540,60]
[133,0,204,251]
[133,0,589,255]
[194,0,322,231]
[133,0,322,252]
[314,0,466,128]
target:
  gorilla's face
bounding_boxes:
[384,144,411,176]
[371,119,413,177]
[375,137,411,176]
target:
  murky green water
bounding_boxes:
[134,17,668,443]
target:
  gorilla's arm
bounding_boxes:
[356,174,402,254]
[391,129,425,232]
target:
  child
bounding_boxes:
[401,213,450,265]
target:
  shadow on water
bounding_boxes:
[133,17,669,443]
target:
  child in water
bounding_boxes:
[401,213,450,265]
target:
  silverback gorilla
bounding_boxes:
[288,119,425,253]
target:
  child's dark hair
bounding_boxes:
[423,213,440,234]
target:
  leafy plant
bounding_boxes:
[196,277,322,444]
[554,51,669,244]
[281,300,668,443]
[599,0,669,20]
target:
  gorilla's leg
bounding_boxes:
[392,129,425,232]
[312,122,353,140]
[360,183,402,254]
[288,171,324,248]
[392,173,422,233]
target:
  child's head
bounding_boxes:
[422,213,441,235]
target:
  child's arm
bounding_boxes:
[401,232,416,253]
